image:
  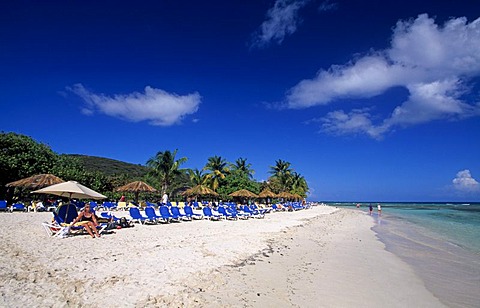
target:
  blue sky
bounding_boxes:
[1,0,479,202]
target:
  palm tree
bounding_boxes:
[290,172,309,197]
[188,168,209,186]
[203,155,229,191]
[269,159,292,191]
[269,159,292,178]
[147,149,188,195]
[231,157,255,179]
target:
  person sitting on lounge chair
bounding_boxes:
[70,204,101,238]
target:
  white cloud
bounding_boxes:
[251,0,310,49]
[67,84,201,126]
[452,170,480,192]
[320,108,382,138]
[386,79,476,126]
[286,14,480,138]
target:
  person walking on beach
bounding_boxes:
[377,204,382,216]
[369,204,373,215]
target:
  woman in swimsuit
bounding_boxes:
[71,204,101,238]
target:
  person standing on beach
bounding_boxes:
[369,204,373,215]
[377,204,382,216]
[162,193,168,205]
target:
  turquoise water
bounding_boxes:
[365,202,479,253]
[328,202,480,307]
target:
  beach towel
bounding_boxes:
[56,226,71,238]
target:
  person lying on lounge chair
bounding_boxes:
[70,204,101,238]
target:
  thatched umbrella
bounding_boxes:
[7,174,65,190]
[182,185,218,197]
[258,188,276,205]
[229,189,258,199]
[277,191,295,200]
[291,193,303,201]
[258,188,277,199]
[116,181,157,203]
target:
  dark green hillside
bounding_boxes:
[67,154,149,178]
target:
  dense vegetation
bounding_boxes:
[1,132,309,203]
[67,154,149,178]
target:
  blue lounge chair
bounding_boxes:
[250,204,270,214]
[0,200,8,212]
[170,206,191,221]
[56,203,79,224]
[129,207,149,224]
[202,207,222,221]
[100,212,119,222]
[183,205,203,220]
[99,201,117,211]
[89,201,99,211]
[227,206,249,220]
[11,203,27,212]
[159,205,180,222]
[42,203,106,237]
[290,202,306,211]
[217,206,237,220]
[146,201,157,208]
[144,206,164,223]
[241,205,265,219]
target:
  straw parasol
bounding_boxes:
[115,181,157,203]
[291,193,303,201]
[258,188,277,198]
[182,185,218,197]
[32,181,106,200]
[6,174,64,190]
[277,191,295,199]
[229,189,258,198]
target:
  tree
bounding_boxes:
[269,159,292,177]
[269,159,292,191]
[289,172,309,197]
[51,154,115,198]
[0,132,57,198]
[146,149,188,195]
[217,170,260,199]
[203,155,229,191]
[188,168,209,186]
[51,155,87,182]
[231,157,255,179]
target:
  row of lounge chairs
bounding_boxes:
[126,202,312,224]
[2,199,310,214]
[0,200,28,212]
[39,200,311,238]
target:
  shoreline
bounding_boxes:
[371,211,480,308]
[0,207,446,307]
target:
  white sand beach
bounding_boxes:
[0,207,445,307]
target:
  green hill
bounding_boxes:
[67,154,149,178]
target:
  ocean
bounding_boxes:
[327,202,480,308]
